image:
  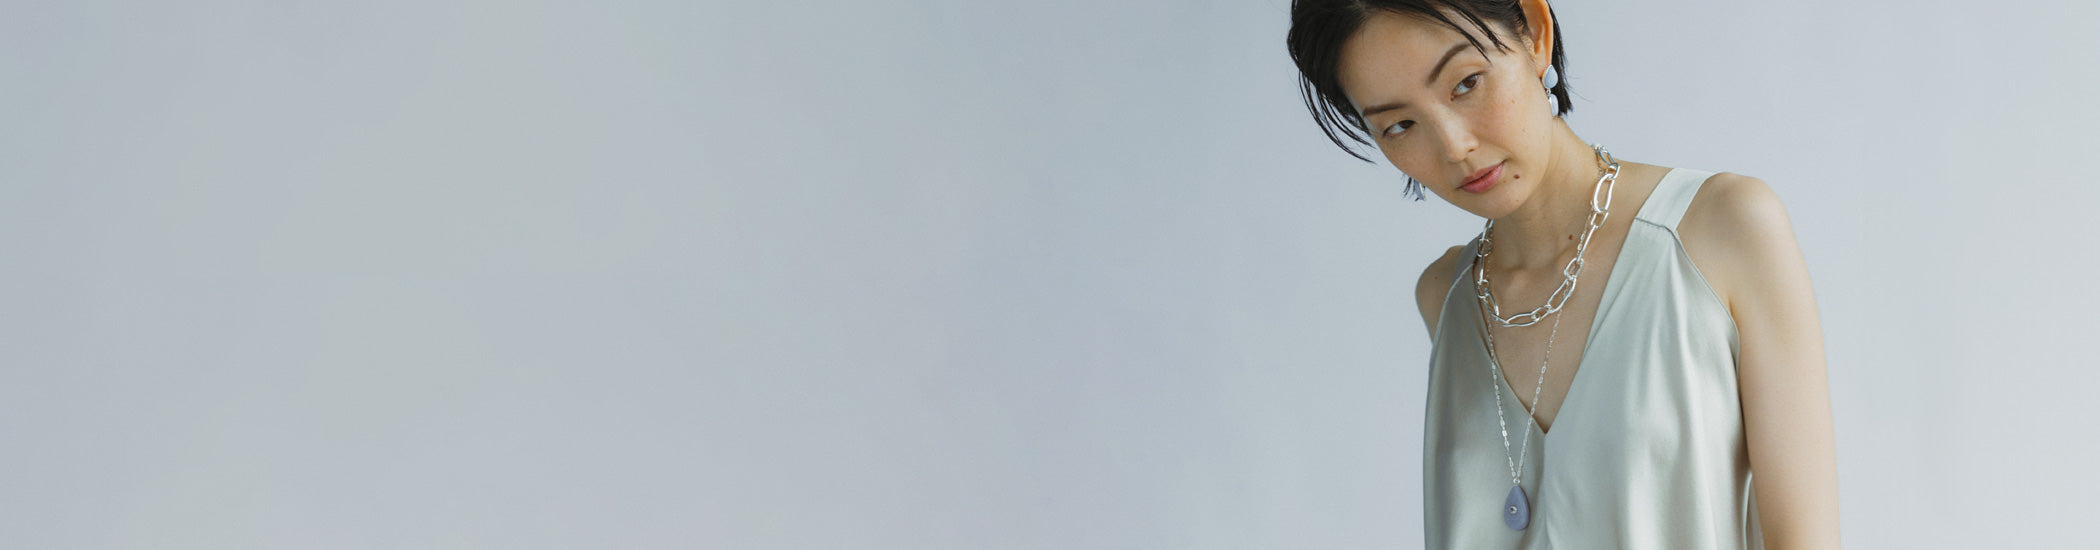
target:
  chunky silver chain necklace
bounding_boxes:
[1471,143,1619,531]
[1476,144,1621,328]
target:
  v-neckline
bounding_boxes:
[1473,167,1679,440]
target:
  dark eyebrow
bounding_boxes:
[1357,42,1473,120]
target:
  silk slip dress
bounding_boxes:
[1422,168,1763,549]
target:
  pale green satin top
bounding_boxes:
[1423,168,1763,549]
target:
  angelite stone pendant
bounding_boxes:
[1502,484,1530,530]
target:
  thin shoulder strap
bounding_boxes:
[1448,233,1482,284]
[1638,168,1722,231]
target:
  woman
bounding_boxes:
[1285,1,1840,548]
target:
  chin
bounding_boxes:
[1465,193,1526,221]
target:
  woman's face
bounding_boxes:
[1336,10,1555,218]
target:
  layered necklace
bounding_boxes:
[1470,143,1619,531]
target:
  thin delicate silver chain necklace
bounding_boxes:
[1471,143,1619,531]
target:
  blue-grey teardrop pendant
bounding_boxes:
[1502,484,1530,530]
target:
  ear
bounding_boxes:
[1520,0,1555,79]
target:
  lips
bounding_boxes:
[1460,162,1504,193]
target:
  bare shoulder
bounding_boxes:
[1414,243,1469,340]
[1677,171,1803,309]
[1686,172,1789,227]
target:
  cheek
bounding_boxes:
[1383,147,1437,186]
[1476,87,1529,138]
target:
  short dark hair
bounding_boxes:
[1285,0,1570,200]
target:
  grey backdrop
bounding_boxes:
[4,0,2095,547]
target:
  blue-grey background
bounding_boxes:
[4,0,2093,547]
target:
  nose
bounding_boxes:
[1435,118,1477,166]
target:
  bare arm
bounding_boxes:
[1694,174,1842,549]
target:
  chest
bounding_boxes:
[1465,220,1634,436]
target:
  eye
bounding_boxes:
[1382,119,1414,139]
[1455,72,1483,96]
[1383,72,1488,139]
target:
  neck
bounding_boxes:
[1486,122,1608,272]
